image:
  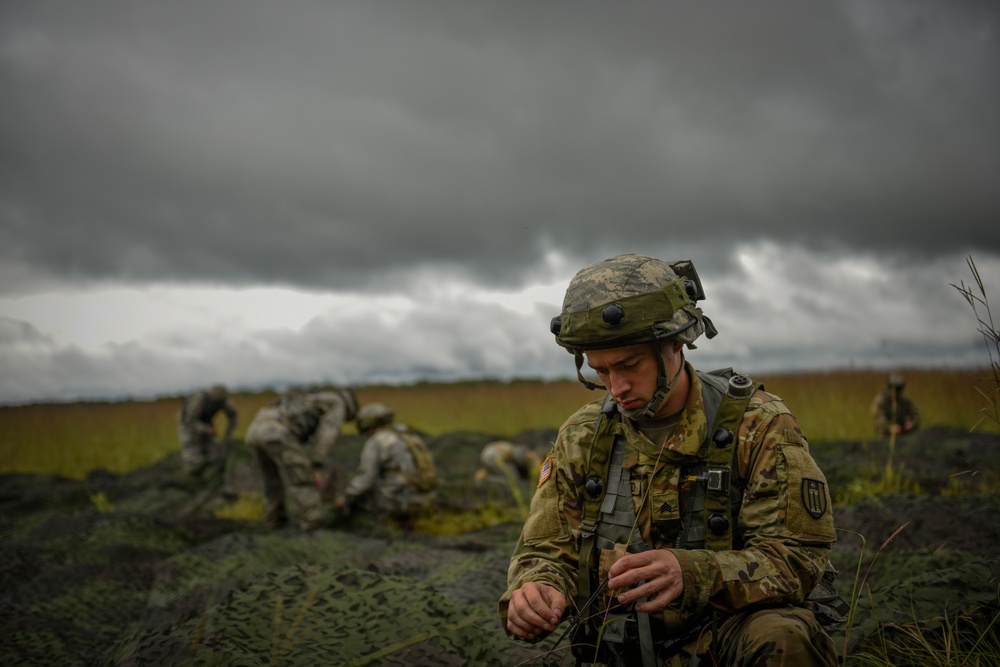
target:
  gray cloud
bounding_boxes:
[2,1,998,297]
[2,242,994,405]
[2,1,999,404]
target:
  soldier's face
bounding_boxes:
[586,343,661,412]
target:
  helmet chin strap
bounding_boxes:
[620,347,685,420]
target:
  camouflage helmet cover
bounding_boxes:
[356,401,394,431]
[207,384,229,401]
[551,254,717,352]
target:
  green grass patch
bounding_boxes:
[213,492,265,522]
[412,504,524,536]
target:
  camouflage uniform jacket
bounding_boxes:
[499,365,836,638]
[343,424,430,515]
[178,391,237,440]
[871,391,920,436]
[275,391,352,467]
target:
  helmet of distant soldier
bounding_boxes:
[208,384,229,401]
[886,373,906,389]
[356,402,394,432]
[550,254,717,354]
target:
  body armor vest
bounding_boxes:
[573,369,756,667]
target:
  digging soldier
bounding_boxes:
[177,383,238,481]
[245,388,358,531]
[500,254,846,666]
[871,373,920,438]
[474,441,543,484]
[334,402,437,527]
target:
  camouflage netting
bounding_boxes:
[2,425,999,665]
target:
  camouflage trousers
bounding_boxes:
[178,427,225,480]
[245,421,326,532]
[665,606,838,667]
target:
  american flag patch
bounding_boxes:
[537,456,553,488]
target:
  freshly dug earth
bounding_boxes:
[1,426,998,666]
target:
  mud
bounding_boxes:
[1,425,998,666]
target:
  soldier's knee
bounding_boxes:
[721,608,837,667]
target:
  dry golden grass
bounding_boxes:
[1,368,995,479]
[756,368,997,441]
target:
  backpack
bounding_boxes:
[395,426,438,493]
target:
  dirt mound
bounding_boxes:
[1,427,997,665]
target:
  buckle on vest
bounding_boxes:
[602,612,631,643]
[706,467,730,493]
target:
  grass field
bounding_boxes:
[1,368,997,479]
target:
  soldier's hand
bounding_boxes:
[607,549,684,613]
[313,471,324,488]
[507,582,565,640]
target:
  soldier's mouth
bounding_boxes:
[617,398,642,410]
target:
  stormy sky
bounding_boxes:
[2,1,999,405]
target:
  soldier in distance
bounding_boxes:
[871,372,920,438]
[474,440,543,484]
[177,383,238,482]
[334,402,437,527]
[244,388,358,531]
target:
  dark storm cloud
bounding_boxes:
[2,0,998,296]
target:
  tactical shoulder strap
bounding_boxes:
[681,369,758,551]
[576,394,618,616]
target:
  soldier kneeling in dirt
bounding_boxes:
[501,254,848,667]
[335,402,438,527]
[245,388,358,531]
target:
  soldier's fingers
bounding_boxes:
[506,613,540,639]
[615,566,682,603]
[630,580,682,612]
[539,587,566,623]
[511,583,563,630]
[530,586,565,627]
[607,562,656,591]
[607,552,643,579]
[508,598,550,637]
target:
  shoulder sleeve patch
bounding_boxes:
[537,455,553,488]
[782,445,836,542]
[801,478,828,519]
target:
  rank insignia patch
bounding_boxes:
[802,479,828,519]
[537,456,553,488]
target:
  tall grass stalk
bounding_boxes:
[951,255,1000,430]
[269,589,321,665]
[848,598,1000,666]
[841,522,911,658]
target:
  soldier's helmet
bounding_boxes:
[886,373,906,389]
[356,402,394,432]
[208,384,229,401]
[551,254,717,354]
